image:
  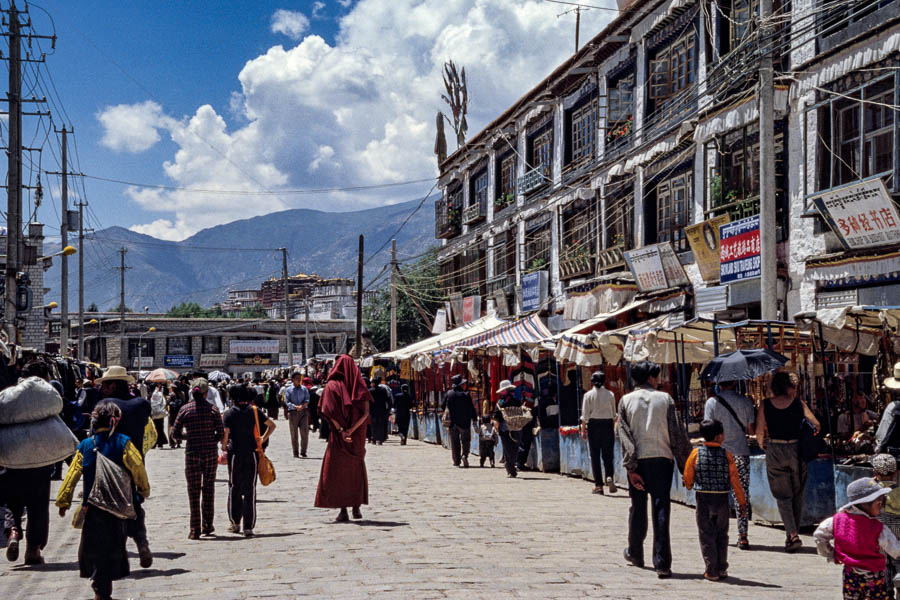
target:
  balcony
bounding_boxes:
[559,247,595,280]
[487,273,516,295]
[463,200,487,225]
[597,245,626,271]
[435,197,461,239]
[518,166,549,196]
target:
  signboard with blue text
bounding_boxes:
[719,215,761,284]
[521,271,548,313]
[164,355,195,368]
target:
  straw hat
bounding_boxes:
[496,380,515,394]
[839,477,893,512]
[96,365,135,384]
[885,362,900,390]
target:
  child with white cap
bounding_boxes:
[814,477,900,599]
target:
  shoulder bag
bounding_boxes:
[253,407,276,486]
[799,418,827,463]
[87,436,137,520]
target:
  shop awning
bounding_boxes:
[795,306,900,356]
[377,315,506,362]
[554,299,650,367]
[454,313,551,350]
[595,316,738,365]
[805,250,900,286]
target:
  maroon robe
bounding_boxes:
[314,356,371,509]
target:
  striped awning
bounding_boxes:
[455,313,552,350]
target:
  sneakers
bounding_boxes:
[137,540,153,568]
[592,485,605,495]
[229,524,241,534]
[5,528,20,562]
[243,529,254,538]
[606,476,617,494]
[201,526,215,536]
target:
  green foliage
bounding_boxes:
[87,302,99,312]
[112,303,133,313]
[165,302,267,319]
[364,247,444,352]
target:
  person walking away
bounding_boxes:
[307,379,320,432]
[55,401,151,600]
[442,374,476,468]
[581,371,617,495]
[172,382,225,539]
[756,371,820,553]
[493,380,521,478]
[284,372,310,458]
[682,419,748,581]
[369,377,391,445]
[876,363,900,458]
[395,384,412,445]
[3,361,58,565]
[78,380,101,435]
[315,355,370,522]
[167,383,186,449]
[618,361,692,579]
[222,384,275,537]
[150,384,168,448]
[266,380,280,421]
[815,477,900,599]
[704,379,756,549]
[97,365,153,568]
[478,415,498,467]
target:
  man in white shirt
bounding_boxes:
[580,371,617,495]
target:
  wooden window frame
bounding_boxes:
[529,127,553,178]
[655,172,692,252]
[569,97,599,164]
[649,32,696,102]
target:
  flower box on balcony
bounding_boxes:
[559,253,594,280]
[463,201,486,225]
[518,166,548,195]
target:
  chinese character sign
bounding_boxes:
[719,215,761,284]
[811,178,900,250]
[625,245,668,292]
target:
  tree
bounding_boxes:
[364,247,443,351]
[87,302,99,312]
[165,301,268,319]
[112,303,133,313]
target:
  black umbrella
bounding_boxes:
[700,348,788,382]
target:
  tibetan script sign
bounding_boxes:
[810,178,900,250]
[229,339,280,355]
[719,215,760,284]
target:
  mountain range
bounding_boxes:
[44,197,436,312]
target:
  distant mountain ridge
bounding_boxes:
[44,197,436,312]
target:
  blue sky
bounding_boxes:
[13,1,613,241]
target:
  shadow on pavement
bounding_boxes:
[256,499,288,503]
[203,531,302,540]
[747,544,818,555]
[11,561,79,572]
[351,520,409,528]
[129,568,191,579]
[669,572,780,588]
[128,551,186,560]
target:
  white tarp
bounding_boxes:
[795,306,900,356]
[630,0,690,43]
[806,252,900,284]
[693,88,788,143]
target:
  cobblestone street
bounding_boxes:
[2,429,841,599]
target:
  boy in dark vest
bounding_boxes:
[682,419,747,582]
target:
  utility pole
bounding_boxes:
[759,0,777,320]
[281,248,293,368]
[77,200,85,359]
[355,235,364,358]
[118,248,128,366]
[304,296,311,362]
[5,2,22,342]
[390,239,398,351]
[58,127,69,356]
[575,6,581,53]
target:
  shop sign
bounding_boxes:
[462,295,481,324]
[624,242,689,292]
[811,178,900,250]
[242,355,272,365]
[278,353,292,366]
[199,353,226,368]
[163,355,195,368]
[229,339,280,354]
[719,215,760,284]
[521,271,548,313]
[131,356,153,368]
[685,214,730,282]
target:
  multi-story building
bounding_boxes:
[221,289,260,313]
[0,223,53,349]
[435,0,900,325]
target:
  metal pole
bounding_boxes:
[304,296,311,362]
[59,127,69,356]
[5,2,22,342]
[355,235,364,358]
[281,248,293,368]
[759,0,778,320]
[119,248,126,365]
[77,201,85,359]
[713,317,720,357]
[390,239,398,351]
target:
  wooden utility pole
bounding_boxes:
[5,2,22,341]
[77,200,86,359]
[575,6,581,53]
[759,0,777,320]
[390,239,398,351]
[59,127,69,355]
[118,248,128,366]
[281,247,293,368]
[355,235,364,358]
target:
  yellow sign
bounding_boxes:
[243,355,271,365]
[685,214,730,282]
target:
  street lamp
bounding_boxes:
[89,319,103,367]
[137,326,156,375]
[37,245,77,262]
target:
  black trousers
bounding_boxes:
[3,466,52,549]
[587,419,615,484]
[499,430,519,476]
[227,452,258,530]
[449,424,471,465]
[479,440,496,466]
[126,497,148,546]
[627,457,674,571]
[516,418,536,468]
[152,418,168,447]
[695,492,730,575]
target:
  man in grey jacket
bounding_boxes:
[617,361,691,579]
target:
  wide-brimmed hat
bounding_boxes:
[96,365,135,384]
[840,477,893,512]
[885,362,900,390]
[496,380,515,394]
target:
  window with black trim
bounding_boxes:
[495,151,517,210]
[527,126,553,181]
[466,168,488,224]
[167,336,192,355]
[523,216,552,273]
[654,172,692,252]
[202,336,221,354]
[649,32,697,106]
[493,230,517,279]
[604,177,634,251]
[606,73,634,150]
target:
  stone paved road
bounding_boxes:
[1,427,842,599]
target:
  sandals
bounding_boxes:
[785,535,803,553]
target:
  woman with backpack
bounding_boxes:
[55,401,150,600]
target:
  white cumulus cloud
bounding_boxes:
[118,0,614,240]
[97,100,172,153]
[270,9,310,40]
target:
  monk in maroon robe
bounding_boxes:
[314,355,371,521]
